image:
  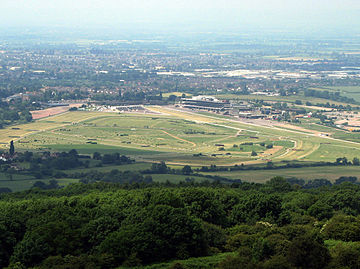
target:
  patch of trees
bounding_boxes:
[32,179,59,190]
[194,159,360,174]
[1,181,360,268]
[141,162,242,184]
[286,177,359,189]
[92,152,134,165]
[71,169,153,185]
[0,100,32,128]
[0,150,135,181]
[306,101,359,111]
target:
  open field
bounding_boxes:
[0,177,78,192]
[0,108,358,166]
[328,86,360,103]
[202,166,360,183]
[310,86,360,103]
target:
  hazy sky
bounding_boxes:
[1,0,360,32]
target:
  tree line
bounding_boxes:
[1,178,360,268]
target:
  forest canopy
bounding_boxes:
[1,179,360,268]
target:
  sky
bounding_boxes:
[1,0,360,33]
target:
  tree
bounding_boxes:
[98,205,207,264]
[93,152,101,160]
[287,234,330,269]
[266,161,274,169]
[307,201,333,220]
[25,113,33,122]
[336,157,348,165]
[151,162,168,174]
[328,242,360,268]
[168,95,177,102]
[321,215,360,241]
[251,151,257,156]
[182,165,192,175]
[9,140,15,155]
[353,157,360,166]
[68,149,78,156]
[32,181,47,190]
[267,177,292,192]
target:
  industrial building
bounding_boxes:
[179,96,230,111]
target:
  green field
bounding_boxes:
[0,177,78,192]
[310,86,360,102]
[203,166,360,183]
[1,108,359,167]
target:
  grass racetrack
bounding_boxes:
[0,109,358,167]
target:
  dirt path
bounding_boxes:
[160,130,196,147]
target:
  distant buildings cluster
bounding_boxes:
[178,96,230,111]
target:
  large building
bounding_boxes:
[179,96,230,111]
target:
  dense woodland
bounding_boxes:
[1,178,360,268]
